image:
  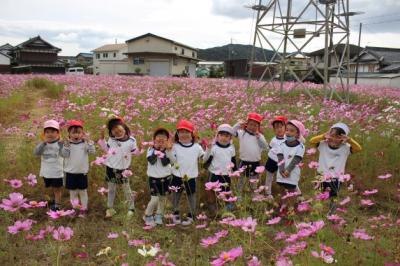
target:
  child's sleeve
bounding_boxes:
[257,134,269,151]
[86,141,96,154]
[232,122,241,137]
[160,151,171,166]
[165,146,177,164]
[130,137,137,153]
[348,138,362,153]
[231,146,237,171]
[33,142,46,156]
[147,148,157,165]
[277,145,285,172]
[309,134,325,147]
[286,145,305,173]
[202,146,214,169]
[198,144,205,159]
[60,143,70,158]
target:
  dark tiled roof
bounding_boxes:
[308,44,363,57]
[365,46,400,64]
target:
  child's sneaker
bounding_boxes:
[172,214,181,224]
[154,214,163,225]
[78,209,88,218]
[181,217,194,226]
[143,215,156,227]
[105,208,116,218]
[127,209,135,217]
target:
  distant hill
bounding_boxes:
[198,44,275,61]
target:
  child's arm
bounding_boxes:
[60,141,70,158]
[97,138,109,153]
[346,137,362,153]
[231,156,238,171]
[257,134,269,150]
[33,142,46,156]
[202,146,213,169]
[285,156,302,173]
[86,140,96,154]
[277,153,285,173]
[147,148,158,165]
[160,151,171,166]
[232,122,243,137]
[309,134,325,147]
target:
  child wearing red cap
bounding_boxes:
[98,117,137,218]
[61,120,95,217]
[265,116,288,198]
[165,119,204,225]
[233,113,268,194]
[34,119,64,211]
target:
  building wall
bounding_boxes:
[333,76,400,88]
[0,54,10,65]
[94,61,128,75]
[18,51,58,63]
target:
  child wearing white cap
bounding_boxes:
[34,119,65,211]
[310,122,362,213]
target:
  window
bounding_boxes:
[192,51,196,58]
[103,53,108,58]
[181,48,184,55]
[96,54,100,59]
[133,57,144,65]
[113,52,116,58]
[175,46,178,51]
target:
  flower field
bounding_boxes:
[0,74,399,265]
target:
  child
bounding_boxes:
[61,120,95,217]
[265,116,288,197]
[310,122,362,212]
[166,120,204,225]
[203,124,237,215]
[34,120,64,211]
[233,113,268,193]
[276,120,306,194]
[98,117,137,218]
[143,128,172,226]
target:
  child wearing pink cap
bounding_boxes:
[276,120,306,194]
[34,119,64,211]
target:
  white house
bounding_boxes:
[124,33,199,77]
[92,43,128,75]
[0,52,11,73]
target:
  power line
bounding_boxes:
[351,12,400,23]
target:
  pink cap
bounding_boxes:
[288,120,307,139]
[43,119,60,130]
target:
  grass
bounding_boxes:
[25,78,65,99]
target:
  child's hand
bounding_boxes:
[281,170,290,178]
[63,139,70,147]
[99,127,106,140]
[165,137,173,150]
[340,135,349,143]
[324,131,331,140]
[239,121,247,130]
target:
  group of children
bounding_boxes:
[34,112,362,225]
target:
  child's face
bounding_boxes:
[154,134,168,150]
[246,120,259,134]
[285,124,299,138]
[44,128,60,142]
[69,127,84,142]
[273,122,286,137]
[111,125,126,139]
[326,129,344,148]
[177,129,192,144]
[217,132,232,145]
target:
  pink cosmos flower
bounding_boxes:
[281,191,301,200]
[211,246,243,266]
[360,199,375,206]
[247,256,262,266]
[315,191,330,201]
[200,236,220,248]
[0,192,30,212]
[122,170,133,178]
[24,173,37,186]
[53,226,74,241]
[297,202,311,212]
[223,196,238,202]
[47,209,75,219]
[108,232,119,239]
[168,186,180,193]
[308,161,319,169]
[362,189,378,196]
[28,201,47,208]
[338,174,351,182]
[4,179,23,188]
[266,217,281,225]
[274,231,287,241]
[353,229,374,240]
[205,181,222,192]
[339,196,351,206]
[128,239,147,246]
[255,166,265,174]
[98,187,109,195]
[8,219,35,234]
[306,148,317,155]
[92,156,107,166]
[154,150,165,159]
[377,173,392,180]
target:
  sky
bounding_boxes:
[1,0,400,56]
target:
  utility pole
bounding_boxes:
[247,0,262,89]
[354,22,362,85]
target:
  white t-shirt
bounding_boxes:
[268,136,286,162]
[105,137,137,170]
[236,129,268,162]
[276,142,305,186]
[317,141,351,178]
[36,142,64,178]
[147,148,172,178]
[63,141,96,174]
[204,143,235,175]
[167,142,204,179]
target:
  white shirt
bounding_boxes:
[276,142,305,186]
[105,137,137,170]
[147,148,172,178]
[203,143,235,175]
[235,129,268,162]
[166,142,204,179]
[34,142,64,178]
[317,141,351,178]
[268,136,286,162]
[62,141,96,174]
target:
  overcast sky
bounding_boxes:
[1,0,400,55]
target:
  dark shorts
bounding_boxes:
[208,172,231,192]
[239,160,260,177]
[149,176,171,196]
[43,177,63,188]
[170,175,196,195]
[65,173,88,190]
[105,166,129,184]
[265,157,278,173]
[321,179,341,197]
[277,182,297,191]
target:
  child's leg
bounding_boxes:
[156,196,166,215]
[69,189,79,206]
[187,193,196,218]
[122,182,135,210]
[107,182,117,209]
[265,171,274,195]
[78,189,88,210]
[172,191,182,214]
[145,196,159,216]
[54,187,62,208]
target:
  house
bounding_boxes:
[124,33,199,77]
[0,43,14,56]
[0,52,12,73]
[76,52,93,67]
[350,46,400,74]
[92,43,128,75]
[10,36,65,74]
[225,59,277,79]
[308,44,363,70]
[58,56,77,67]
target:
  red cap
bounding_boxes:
[247,113,263,124]
[67,120,83,129]
[271,116,288,125]
[177,120,194,133]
